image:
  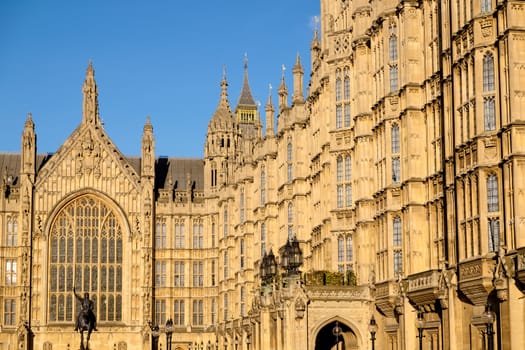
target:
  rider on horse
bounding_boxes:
[73,287,97,331]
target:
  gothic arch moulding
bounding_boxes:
[43,188,132,241]
[310,315,364,350]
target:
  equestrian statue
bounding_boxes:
[74,287,97,350]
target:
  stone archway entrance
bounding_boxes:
[314,321,359,350]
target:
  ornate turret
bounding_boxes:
[204,69,238,190]
[141,116,155,179]
[265,85,275,137]
[21,112,36,179]
[311,27,321,64]
[82,61,100,126]
[292,53,305,105]
[235,55,258,125]
[278,65,289,112]
[234,55,261,163]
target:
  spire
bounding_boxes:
[311,25,321,68]
[278,64,288,111]
[82,61,100,125]
[141,116,155,178]
[237,53,256,107]
[211,67,233,122]
[24,112,34,129]
[21,112,36,177]
[292,53,304,104]
[311,28,320,48]
[265,84,275,137]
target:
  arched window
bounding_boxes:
[391,124,400,153]
[223,251,229,279]
[337,156,343,182]
[260,166,266,205]
[393,216,402,246]
[389,26,398,62]
[335,69,342,102]
[336,105,343,129]
[345,156,352,181]
[6,216,17,246]
[481,0,492,13]
[483,53,495,92]
[287,203,294,240]
[393,216,403,276]
[390,65,399,92]
[175,221,185,248]
[240,239,245,269]
[239,188,245,223]
[240,287,246,317]
[287,142,293,182]
[48,195,123,322]
[343,68,350,100]
[487,174,499,212]
[484,97,496,131]
[336,78,342,102]
[223,293,229,321]
[261,223,267,257]
[338,236,344,263]
[223,208,228,237]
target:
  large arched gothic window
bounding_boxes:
[48,195,123,322]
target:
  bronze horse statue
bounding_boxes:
[74,288,97,350]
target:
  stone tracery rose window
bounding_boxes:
[48,195,123,322]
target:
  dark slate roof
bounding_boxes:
[0,153,51,186]
[0,153,204,191]
[237,70,256,107]
[153,157,204,191]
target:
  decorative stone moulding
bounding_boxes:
[515,247,525,291]
[458,258,496,306]
[374,280,400,318]
[406,270,441,311]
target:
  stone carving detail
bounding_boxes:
[75,130,102,177]
[480,19,493,38]
[459,261,482,279]
[334,34,351,56]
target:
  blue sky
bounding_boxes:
[0,1,320,158]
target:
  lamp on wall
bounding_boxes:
[260,249,277,285]
[332,321,342,350]
[416,311,425,350]
[165,318,173,350]
[279,236,303,275]
[148,322,160,350]
[368,315,378,350]
[483,304,496,350]
[246,334,251,350]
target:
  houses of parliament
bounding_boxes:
[1,0,525,349]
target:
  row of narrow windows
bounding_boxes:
[155,299,216,326]
[1,169,502,324]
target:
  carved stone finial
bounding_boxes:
[82,61,99,125]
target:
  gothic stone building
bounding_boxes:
[1,0,525,349]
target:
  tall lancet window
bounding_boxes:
[287,203,294,240]
[260,166,266,205]
[483,53,495,92]
[389,23,399,92]
[487,174,500,252]
[483,52,496,131]
[240,188,245,224]
[287,141,293,182]
[393,216,403,277]
[49,195,123,322]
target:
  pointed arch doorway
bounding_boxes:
[314,321,359,350]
